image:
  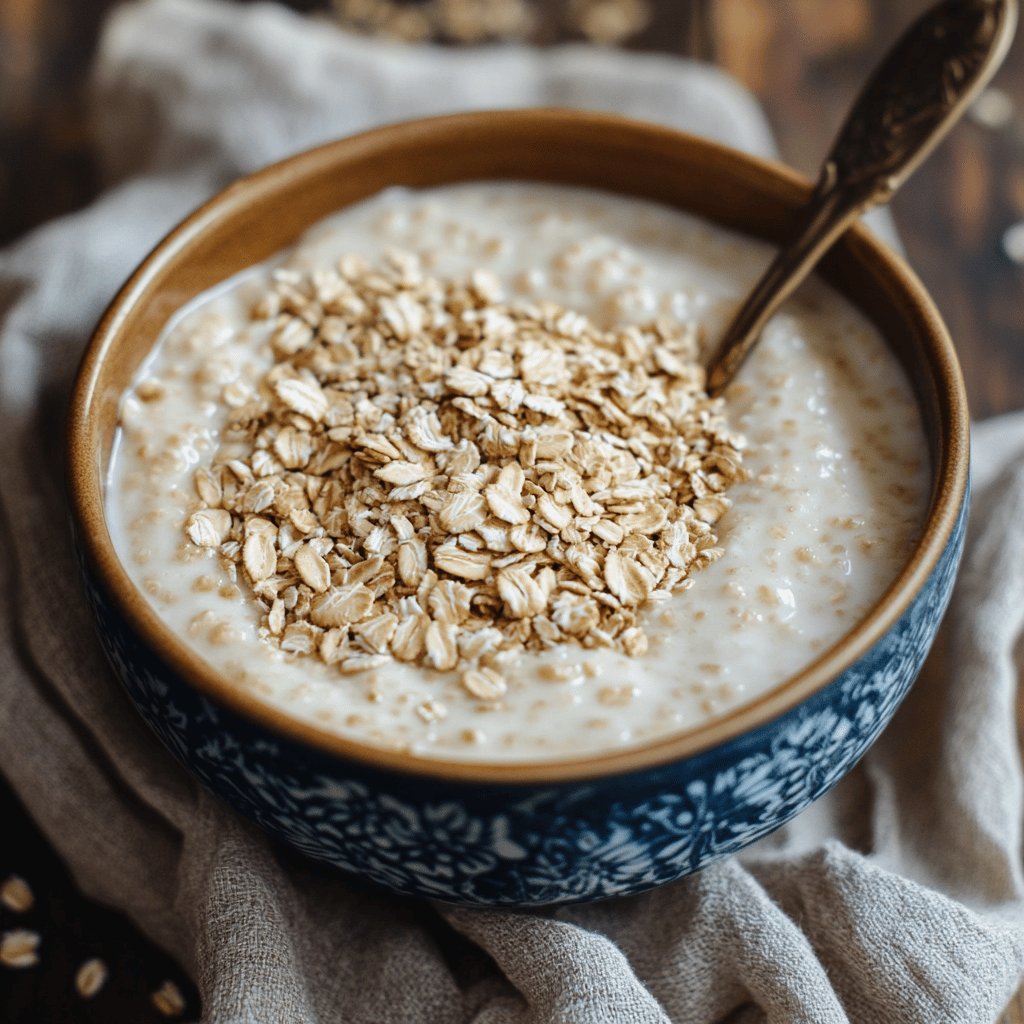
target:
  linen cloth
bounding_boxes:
[2,0,1024,1020]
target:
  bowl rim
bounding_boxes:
[67,108,969,785]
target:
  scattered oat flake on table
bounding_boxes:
[74,957,109,998]
[0,875,33,913]
[153,978,187,1017]
[183,254,746,700]
[1,929,40,968]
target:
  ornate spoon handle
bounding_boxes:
[705,0,1017,397]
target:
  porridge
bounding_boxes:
[106,183,929,762]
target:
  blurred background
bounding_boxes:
[1,1,1022,1021]
[2,0,1023,416]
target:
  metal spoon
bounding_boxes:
[704,0,1018,397]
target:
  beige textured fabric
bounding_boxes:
[2,1,1024,1020]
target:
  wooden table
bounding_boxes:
[1,1,1022,1020]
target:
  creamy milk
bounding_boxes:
[106,183,928,762]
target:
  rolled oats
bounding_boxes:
[185,508,231,548]
[152,979,186,1017]
[461,666,507,700]
[0,876,33,914]
[75,958,109,999]
[0,930,40,969]
[182,256,745,699]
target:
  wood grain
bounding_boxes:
[1,1,1022,1020]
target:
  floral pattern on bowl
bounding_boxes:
[77,491,966,906]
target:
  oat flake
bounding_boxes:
[180,256,745,696]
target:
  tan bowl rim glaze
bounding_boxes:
[67,109,969,784]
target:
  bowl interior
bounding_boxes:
[68,109,968,783]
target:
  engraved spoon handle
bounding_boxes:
[705,0,1018,397]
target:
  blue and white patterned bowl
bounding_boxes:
[67,111,969,906]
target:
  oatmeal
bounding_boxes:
[183,257,745,688]
[106,183,929,762]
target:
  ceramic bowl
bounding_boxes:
[67,110,969,905]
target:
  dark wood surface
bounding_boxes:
[1,1,1022,1021]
